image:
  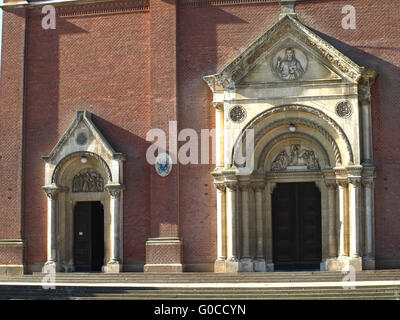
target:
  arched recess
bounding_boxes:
[231,104,353,170]
[258,134,332,271]
[42,111,125,274]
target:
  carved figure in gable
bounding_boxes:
[274,47,305,80]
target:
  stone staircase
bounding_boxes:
[0,270,399,300]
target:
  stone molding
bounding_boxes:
[238,104,353,164]
[254,118,341,166]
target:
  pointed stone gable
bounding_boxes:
[203,15,364,92]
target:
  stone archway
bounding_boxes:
[42,111,125,273]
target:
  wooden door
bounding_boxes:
[74,202,92,271]
[272,182,321,270]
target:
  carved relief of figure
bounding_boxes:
[271,144,320,171]
[275,48,304,80]
[271,150,290,171]
[289,144,301,165]
[72,169,104,193]
[299,149,320,170]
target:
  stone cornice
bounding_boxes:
[0,239,26,247]
[1,0,149,11]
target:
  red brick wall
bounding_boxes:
[0,8,26,265]
[22,5,151,267]
[1,0,399,270]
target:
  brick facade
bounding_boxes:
[0,0,399,273]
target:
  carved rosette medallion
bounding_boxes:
[271,144,320,171]
[155,152,173,177]
[336,101,353,118]
[72,169,104,192]
[76,132,88,146]
[272,47,307,80]
[229,105,247,123]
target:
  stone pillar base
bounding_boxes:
[0,265,25,276]
[254,258,266,272]
[225,258,240,273]
[104,261,122,273]
[323,258,339,271]
[144,237,183,273]
[239,258,253,272]
[214,259,226,273]
[266,263,274,272]
[144,263,183,273]
[363,257,376,270]
[348,256,363,271]
[335,256,363,272]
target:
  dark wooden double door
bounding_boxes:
[272,183,322,270]
[74,201,104,272]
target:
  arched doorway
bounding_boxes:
[272,182,321,271]
[42,111,126,273]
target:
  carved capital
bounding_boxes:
[358,86,372,106]
[252,182,265,192]
[336,179,348,188]
[239,182,251,192]
[348,177,362,187]
[225,181,238,191]
[43,186,67,200]
[214,183,226,192]
[105,184,125,199]
[325,180,336,189]
[213,102,224,111]
[362,177,374,188]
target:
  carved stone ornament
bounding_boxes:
[72,169,104,193]
[336,101,353,118]
[229,105,247,123]
[271,144,320,171]
[76,132,88,146]
[272,47,307,80]
[155,152,173,177]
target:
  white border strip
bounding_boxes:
[0,280,400,288]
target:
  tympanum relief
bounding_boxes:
[72,169,104,193]
[271,144,320,171]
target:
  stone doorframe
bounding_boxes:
[42,111,126,273]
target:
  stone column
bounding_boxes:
[239,181,252,272]
[359,70,377,165]
[348,177,362,270]
[253,183,266,272]
[214,183,226,273]
[363,178,375,269]
[214,102,224,168]
[42,186,66,273]
[105,184,125,273]
[337,180,348,258]
[326,182,337,258]
[225,181,239,272]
